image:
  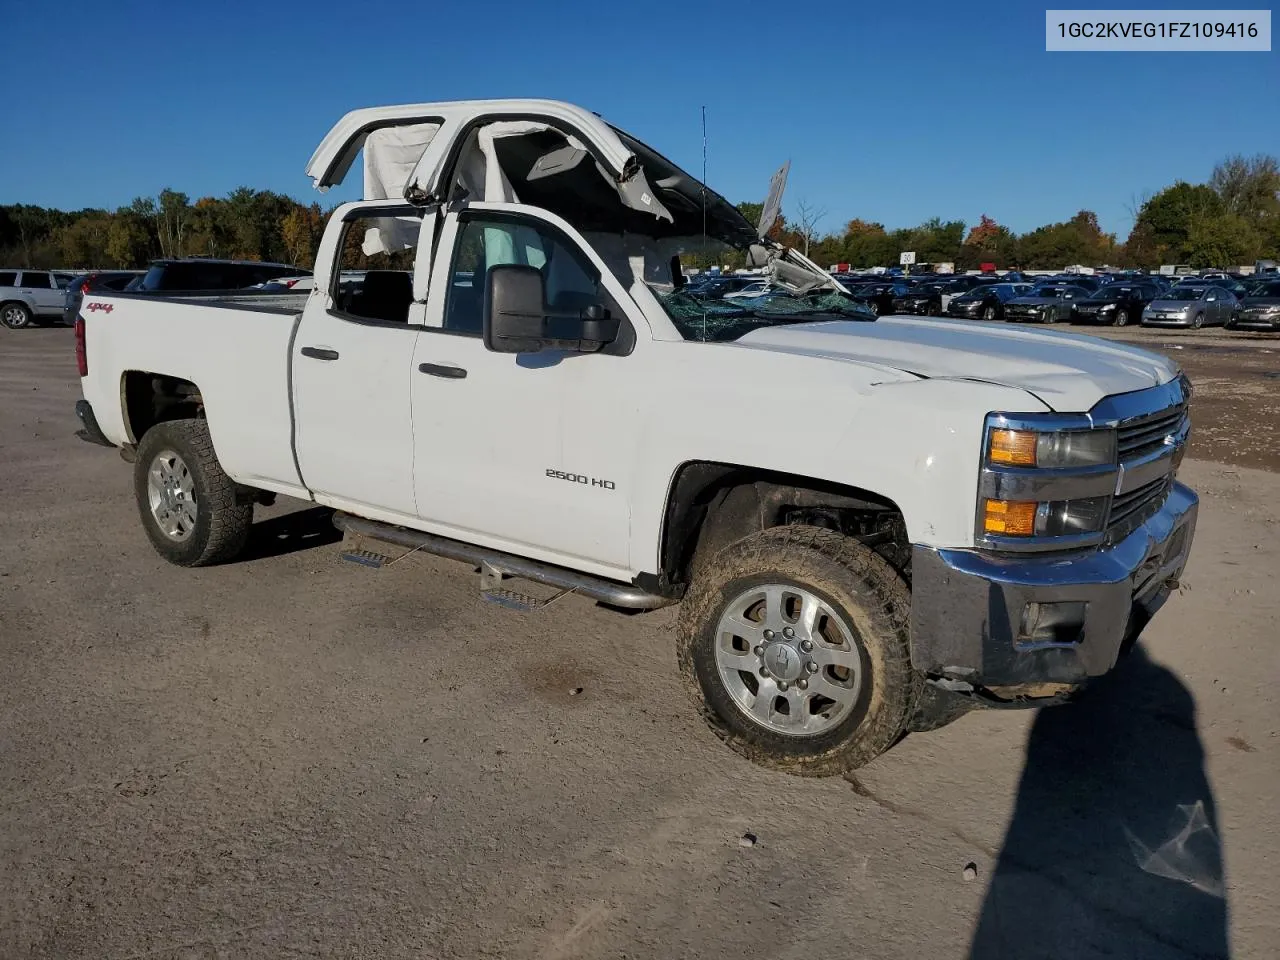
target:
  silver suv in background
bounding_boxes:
[1,270,75,328]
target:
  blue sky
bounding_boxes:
[4,0,1276,238]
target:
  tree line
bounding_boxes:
[2,153,1276,273]
[0,188,327,271]
[714,153,1280,272]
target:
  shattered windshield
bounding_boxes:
[652,285,876,342]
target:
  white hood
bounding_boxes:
[735,317,1179,412]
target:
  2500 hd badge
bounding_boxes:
[546,468,615,490]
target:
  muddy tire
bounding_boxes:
[677,525,921,776]
[133,419,252,566]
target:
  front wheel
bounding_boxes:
[1113,309,1129,327]
[1,303,32,329]
[677,526,920,776]
[981,305,997,321]
[133,419,252,566]
[1191,312,1204,329]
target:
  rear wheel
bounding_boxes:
[1,303,32,329]
[133,419,252,566]
[677,525,920,776]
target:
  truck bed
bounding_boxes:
[78,291,308,498]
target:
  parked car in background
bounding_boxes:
[1177,275,1249,298]
[890,280,948,316]
[938,274,1001,311]
[133,259,310,293]
[1227,279,1280,331]
[1004,284,1090,324]
[0,269,73,328]
[251,275,316,294]
[946,282,1032,321]
[62,271,142,325]
[1070,281,1162,327]
[1142,286,1237,328]
[1044,274,1102,293]
[847,279,901,315]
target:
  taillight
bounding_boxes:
[75,317,87,376]
[80,280,92,294]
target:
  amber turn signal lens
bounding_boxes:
[983,499,1037,536]
[988,429,1037,466]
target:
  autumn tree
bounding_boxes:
[105,214,153,268]
[281,204,325,268]
[958,214,1018,269]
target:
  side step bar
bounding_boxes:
[332,513,673,611]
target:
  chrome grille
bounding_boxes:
[1106,397,1189,540]
[1117,405,1187,460]
[1108,476,1172,539]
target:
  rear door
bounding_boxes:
[291,202,426,519]
[18,272,60,314]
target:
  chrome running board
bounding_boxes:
[332,513,672,611]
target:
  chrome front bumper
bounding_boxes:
[909,481,1198,695]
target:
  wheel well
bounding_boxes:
[658,462,911,590]
[122,371,204,444]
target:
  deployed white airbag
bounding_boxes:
[363,123,441,200]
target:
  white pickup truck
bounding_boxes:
[74,99,1198,775]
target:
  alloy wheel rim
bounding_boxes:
[147,449,198,541]
[713,583,863,737]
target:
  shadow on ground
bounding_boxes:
[970,644,1228,960]
[242,505,341,560]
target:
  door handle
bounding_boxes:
[418,363,467,379]
[300,347,340,361]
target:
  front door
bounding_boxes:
[410,206,640,575]
[292,203,425,519]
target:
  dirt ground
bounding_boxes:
[1,325,1276,959]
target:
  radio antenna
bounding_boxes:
[700,104,708,341]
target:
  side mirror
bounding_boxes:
[484,264,620,354]
[484,265,547,354]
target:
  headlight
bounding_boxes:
[988,428,1117,468]
[982,496,1109,537]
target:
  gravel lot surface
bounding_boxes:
[1,325,1276,959]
